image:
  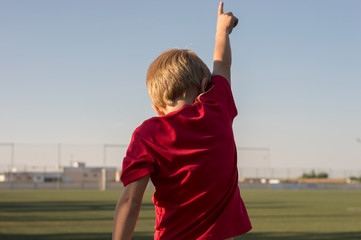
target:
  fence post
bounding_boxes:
[101,168,106,191]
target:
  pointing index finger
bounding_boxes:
[218,1,224,16]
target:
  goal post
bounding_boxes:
[0,143,14,184]
[101,144,128,191]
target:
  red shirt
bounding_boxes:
[121,75,252,239]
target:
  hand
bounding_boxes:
[216,2,238,34]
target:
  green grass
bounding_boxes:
[0,189,360,239]
[239,190,361,240]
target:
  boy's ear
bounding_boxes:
[152,104,166,116]
[201,77,209,93]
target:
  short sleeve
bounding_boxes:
[198,75,238,120]
[121,130,155,186]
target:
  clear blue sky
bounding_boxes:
[1,0,360,172]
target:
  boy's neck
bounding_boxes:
[154,77,209,116]
[163,95,196,115]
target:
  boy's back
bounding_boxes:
[121,75,251,239]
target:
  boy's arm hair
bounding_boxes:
[112,175,150,240]
[212,2,238,85]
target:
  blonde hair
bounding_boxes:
[146,49,211,109]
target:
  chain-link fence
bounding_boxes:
[1,143,360,180]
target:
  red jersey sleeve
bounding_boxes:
[198,75,238,120]
[121,129,155,186]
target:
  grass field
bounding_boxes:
[0,189,361,240]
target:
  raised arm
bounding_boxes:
[212,2,238,85]
[112,175,149,240]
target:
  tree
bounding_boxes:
[301,170,328,179]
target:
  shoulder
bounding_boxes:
[131,116,173,145]
[211,75,230,85]
[198,75,232,102]
[197,75,237,120]
[132,117,160,139]
[205,75,230,91]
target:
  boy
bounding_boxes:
[113,2,252,240]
